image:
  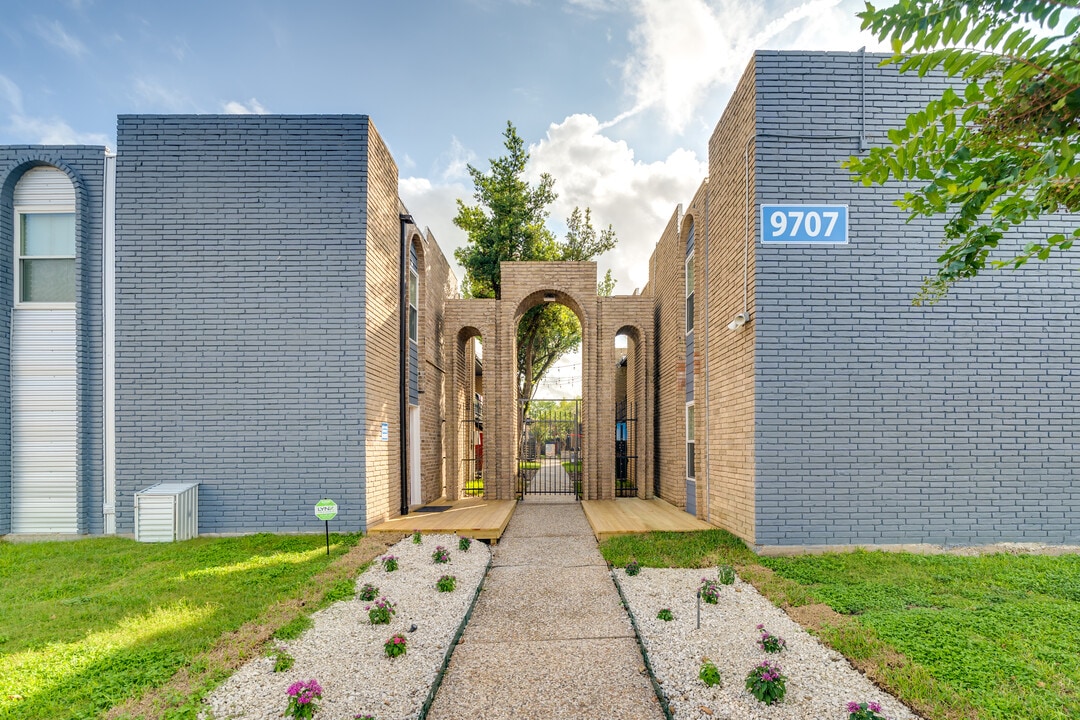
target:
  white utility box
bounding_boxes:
[134,482,199,542]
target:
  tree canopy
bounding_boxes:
[453,122,617,403]
[847,0,1080,304]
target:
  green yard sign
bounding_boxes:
[315,498,337,556]
[314,499,338,521]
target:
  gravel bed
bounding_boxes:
[203,534,490,720]
[616,568,923,720]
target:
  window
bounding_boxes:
[16,211,76,304]
[685,252,694,334]
[686,402,695,479]
[408,266,418,343]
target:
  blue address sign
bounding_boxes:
[761,204,848,244]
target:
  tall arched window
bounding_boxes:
[10,166,78,534]
[14,167,76,305]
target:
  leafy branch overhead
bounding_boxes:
[846,0,1080,304]
[453,122,617,402]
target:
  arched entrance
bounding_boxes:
[513,290,585,498]
[444,261,652,502]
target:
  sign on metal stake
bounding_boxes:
[314,498,338,556]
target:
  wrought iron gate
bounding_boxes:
[462,393,483,496]
[615,400,638,497]
[518,399,582,497]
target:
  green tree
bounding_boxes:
[454,122,617,403]
[847,0,1080,304]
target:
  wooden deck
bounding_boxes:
[581,497,714,542]
[366,498,516,543]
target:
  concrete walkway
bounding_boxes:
[428,498,664,720]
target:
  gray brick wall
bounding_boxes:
[753,51,1080,546]
[114,116,370,534]
[0,146,105,535]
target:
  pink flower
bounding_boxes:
[848,701,863,713]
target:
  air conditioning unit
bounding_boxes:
[134,482,199,542]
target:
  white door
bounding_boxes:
[11,309,78,533]
[409,406,421,505]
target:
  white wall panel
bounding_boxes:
[11,309,77,533]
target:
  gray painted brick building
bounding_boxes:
[1,53,1076,549]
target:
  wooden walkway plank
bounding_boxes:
[581,498,713,542]
[366,498,516,543]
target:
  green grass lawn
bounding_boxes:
[601,531,1080,720]
[0,533,369,720]
[561,461,581,473]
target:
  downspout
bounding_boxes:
[743,135,754,321]
[102,148,116,534]
[399,214,413,517]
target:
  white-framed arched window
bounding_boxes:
[13,167,76,307]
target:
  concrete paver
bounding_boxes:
[428,499,663,720]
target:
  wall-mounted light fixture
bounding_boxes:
[543,293,557,303]
[727,312,749,331]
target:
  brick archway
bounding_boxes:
[444,261,653,501]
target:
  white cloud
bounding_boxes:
[0,74,108,145]
[132,78,195,112]
[223,98,269,114]
[439,136,478,182]
[398,175,471,284]
[32,17,88,58]
[615,0,882,133]
[7,114,110,145]
[527,113,705,292]
[0,74,24,114]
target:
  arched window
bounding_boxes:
[14,167,76,305]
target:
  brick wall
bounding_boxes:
[647,210,689,507]
[418,228,457,502]
[362,122,403,527]
[0,146,105,535]
[753,51,1080,546]
[698,60,758,542]
[114,116,369,534]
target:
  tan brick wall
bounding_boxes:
[698,60,757,543]
[364,121,403,527]
[647,209,690,508]
[415,227,457,503]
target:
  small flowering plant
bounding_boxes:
[285,678,323,720]
[745,660,787,705]
[358,582,379,602]
[384,633,407,659]
[354,715,376,720]
[625,560,641,576]
[847,700,888,720]
[412,531,423,544]
[432,546,451,564]
[367,597,396,625]
[656,608,674,622]
[699,577,721,604]
[436,574,457,592]
[458,535,472,552]
[381,555,398,572]
[756,624,787,653]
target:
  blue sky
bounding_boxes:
[0,0,885,395]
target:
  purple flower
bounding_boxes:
[756,623,765,630]
[848,701,863,713]
[869,701,883,713]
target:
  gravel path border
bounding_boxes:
[202,534,490,720]
[615,568,924,720]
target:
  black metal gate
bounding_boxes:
[616,400,637,497]
[462,394,484,496]
[518,399,582,497]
